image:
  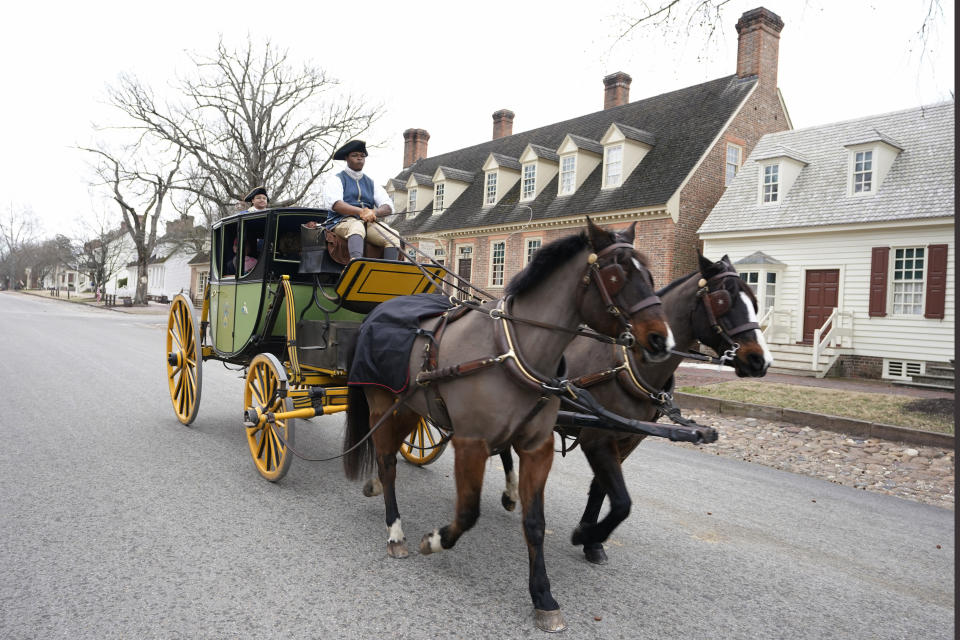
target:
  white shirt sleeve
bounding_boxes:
[373,182,394,214]
[321,175,344,211]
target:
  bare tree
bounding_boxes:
[615,0,944,56]
[0,204,38,290]
[105,38,383,221]
[79,212,129,296]
[82,146,182,304]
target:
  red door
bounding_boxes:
[802,269,839,343]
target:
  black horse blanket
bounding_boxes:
[348,293,455,393]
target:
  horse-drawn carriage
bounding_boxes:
[164,207,450,480]
[164,207,771,632]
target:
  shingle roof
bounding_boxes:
[389,74,758,235]
[408,173,434,187]
[387,178,407,190]
[614,123,656,146]
[565,134,603,155]
[436,166,476,183]
[700,101,955,234]
[526,144,560,162]
[734,251,785,265]
[489,153,522,170]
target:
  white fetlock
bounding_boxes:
[419,529,443,555]
[505,470,519,503]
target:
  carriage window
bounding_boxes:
[892,247,924,315]
[490,241,506,287]
[762,164,779,203]
[238,217,267,278]
[485,171,497,205]
[218,223,239,278]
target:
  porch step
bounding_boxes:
[767,349,831,367]
[767,366,818,378]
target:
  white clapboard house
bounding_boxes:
[699,101,954,389]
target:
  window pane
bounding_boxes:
[491,241,506,286]
[605,145,622,187]
[522,164,536,199]
[486,172,497,205]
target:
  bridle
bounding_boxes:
[576,241,662,349]
[695,269,760,364]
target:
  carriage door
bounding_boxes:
[802,269,839,343]
[213,223,239,353]
[456,245,473,299]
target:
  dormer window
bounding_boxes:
[485,171,497,205]
[408,188,418,212]
[762,164,779,203]
[853,150,873,193]
[434,183,445,212]
[522,164,536,200]
[604,145,623,188]
[560,156,576,195]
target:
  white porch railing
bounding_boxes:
[812,308,854,369]
[760,307,792,344]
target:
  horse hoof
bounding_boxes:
[501,492,517,512]
[362,478,383,497]
[419,530,441,555]
[584,546,608,565]
[534,608,567,632]
[387,539,409,559]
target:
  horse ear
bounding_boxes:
[698,251,714,273]
[585,216,608,249]
[621,222,637,244]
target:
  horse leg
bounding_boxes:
[499,450,519,511]
[371,407,416,559]
[571,436,631,565]
[517,437,565,633]
[419,436,488,554]
[576,477,610,565]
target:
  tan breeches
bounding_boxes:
[333,217,399,247]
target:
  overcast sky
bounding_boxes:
[3,0,954,237]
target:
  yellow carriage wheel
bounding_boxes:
[244,353,295,482]
[165,294,202,425]
[400,417,449,466]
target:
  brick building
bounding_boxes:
[385,7,791,293]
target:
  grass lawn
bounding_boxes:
[678,380,954,434]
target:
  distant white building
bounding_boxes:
[700,101,954,386]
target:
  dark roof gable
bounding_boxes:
[389,74,757,235]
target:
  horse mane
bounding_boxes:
[506,232,589,296]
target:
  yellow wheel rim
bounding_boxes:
[165,294,202,425]
[244,354,294,482]
[400,417,449,466]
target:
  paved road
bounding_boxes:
[0,292,954,639]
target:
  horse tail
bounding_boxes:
[343,385,375,481]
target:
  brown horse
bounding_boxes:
[499,252,773,565]
[342,219,674,632]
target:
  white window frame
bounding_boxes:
[725,143,743,187]
[485,171,498,206]
[521,164,536,200]
[890,246,925,316]
[559,155,576,195]
[525,238,542,265]
[739,269,777,315]
[603,144,623,188]
[407,187,418,212]
[761,163,780,203]
[853,149,873,194]
[489,240,506,287]
[434,182,445,212]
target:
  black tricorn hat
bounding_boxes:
[244,186,268,202]
[333,140,368,161]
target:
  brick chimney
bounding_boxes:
[492,109,515,139]
[402,128,430,168]
[603,72,632,109]
[735,7,784,91]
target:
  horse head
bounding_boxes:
[580,218,674,363]
[693,252,773,377]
